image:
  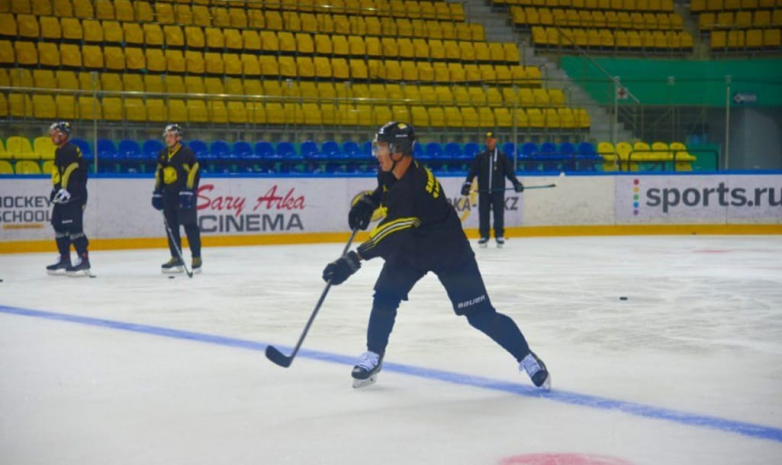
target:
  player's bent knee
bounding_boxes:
[372,291,402,314]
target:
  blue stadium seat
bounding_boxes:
[70,138,92,157]
[464,142,480,159]
[143,140,164,160]
[521,142,539,171]
[534,142,562,172]
[559,142,576,171]
[209,140,230,160]
[322,141,341,159]
[187,140,209,159]
[301,141,320,159]
[118,140,141,159]
[425,142,444,159]
[444,142,462,161]
[255,141,276,159]
[502,142,516,158]
[233,141,253,158]
[277,142,297,158]
[576,142,601,171]
[97,139,116,160]
[342,141,360,158]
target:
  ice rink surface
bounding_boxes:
[1,235,782,465]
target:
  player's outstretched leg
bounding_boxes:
[352,351,383,389]
[161,257,184,274]
[520,351,551,390]
[47,254,71,275]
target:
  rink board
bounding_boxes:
[0,173,780,252]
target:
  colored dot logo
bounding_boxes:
[633,179,640,216]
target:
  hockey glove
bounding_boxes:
[349,194,378,230]
[52,188,71,204]
[151,190,164,211]
[461,182,472,196]
[322,251,361,285]
[514,182,524,193]
[179,189,195,209]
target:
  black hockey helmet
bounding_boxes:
[374,121,416,157]
[163,123,184,137]
[49,121,72,137]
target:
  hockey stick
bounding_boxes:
[266,227,360,368]
[161,212,193,279]
[469,184,557,194]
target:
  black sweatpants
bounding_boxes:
[478,192,506,239]
[163,190,201,259]
[51,200,88,255]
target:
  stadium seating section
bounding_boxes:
[690,0,782,52]
[0,0,592,132]
[0,135,697,175]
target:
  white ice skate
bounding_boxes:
[478,237,489,248]
[496,237,505,248]
[521,352,551,390]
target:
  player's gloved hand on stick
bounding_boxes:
[322,251,361,285]
[151,189,163,210]
[179,189,195,209]
[460,182,471,196]
[349,194,377,230]
[53,188,71,204]
[514,182,525,193]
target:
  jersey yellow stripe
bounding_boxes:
[61,162,79,189]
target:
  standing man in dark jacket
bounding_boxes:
[151,124,202,274]
[461,131,524,248]
[46,121,92,276]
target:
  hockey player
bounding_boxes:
[323,122,550,390]
[46,121,92,277]
[151,124,202,274]
[461,132,524,248]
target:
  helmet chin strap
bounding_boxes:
[389,151,405,172]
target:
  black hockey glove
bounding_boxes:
[179,189,195,209]
[322,251,361,285]
[152,189,163,211]
[349,194,377,230]
[514,182,524,193]
[52,188,71,204]
[461,182,471,196]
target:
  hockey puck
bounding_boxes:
[168,276,175,279]
[89,275,96,279]
[619,296,628,301]
[0,279,3,282]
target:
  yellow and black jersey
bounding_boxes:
[357,161,471,269]
[154,143,200,193]
[51,142,88,202]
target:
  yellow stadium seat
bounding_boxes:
[727,30,743,48]
[142,75,163,94]
[113,0,133,21]
[72,0,93,18]
[166,50,185,73]
[145,49,166,73]
[231,7,248,29]
[240,54,259,77]
[36,43,59,67]
[38,16,61,41]
[77,71,98,91]
[259,55,278,76]
[223,28,241,50]
[165,25,185,48]
[14,41,37,65]
[527,108,545,128]
[0,160,12,174]
[6,136,35,160]
[187,100,208,123]
[15,160,41,175]
[34,69,56,89]
[477,107,494,127]
[259,31,278,52]
[220,53,239,76]
[0,40,14,65]
[763,29,780,47]
[144,23,163,47]
[123,74,143,93]
[79,45,103,69]
[468,87,487,105]
[95,0,113,19]
[100,73,122,92]
[100,97,122,121]
[124,98,146,122]
[145,99,167,123]
[227,101,247,124]
[167,99,186,122]
[247,102,266,125]
[119,23,142,45]
[204,27,224,49]
[184,76,204,94]
[104,47,124,71]
[82,19,104,43]
[191,5,209,26]
[53,94,75,120]
[480,64,498,82]
[10,68,32,88]
[278,56,296,77]
[76,96,101,120]
[278,31,296,52]
[155,3,174,24]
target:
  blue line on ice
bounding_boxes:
[2,304,781,444]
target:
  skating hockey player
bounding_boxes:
[461,131,524,248]
[151,124,203,274]
[322,122,550,390]
[46,121,92,277]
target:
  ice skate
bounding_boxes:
[161,257,184,274]
[352,351,383,389]
[520,351,551,390]
[478,237,489,248]
[66,253,91,277]
[46,255,71,276]
[496,237,505,248]
[192,257,202,274]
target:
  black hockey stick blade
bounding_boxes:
[265,345,293,367]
